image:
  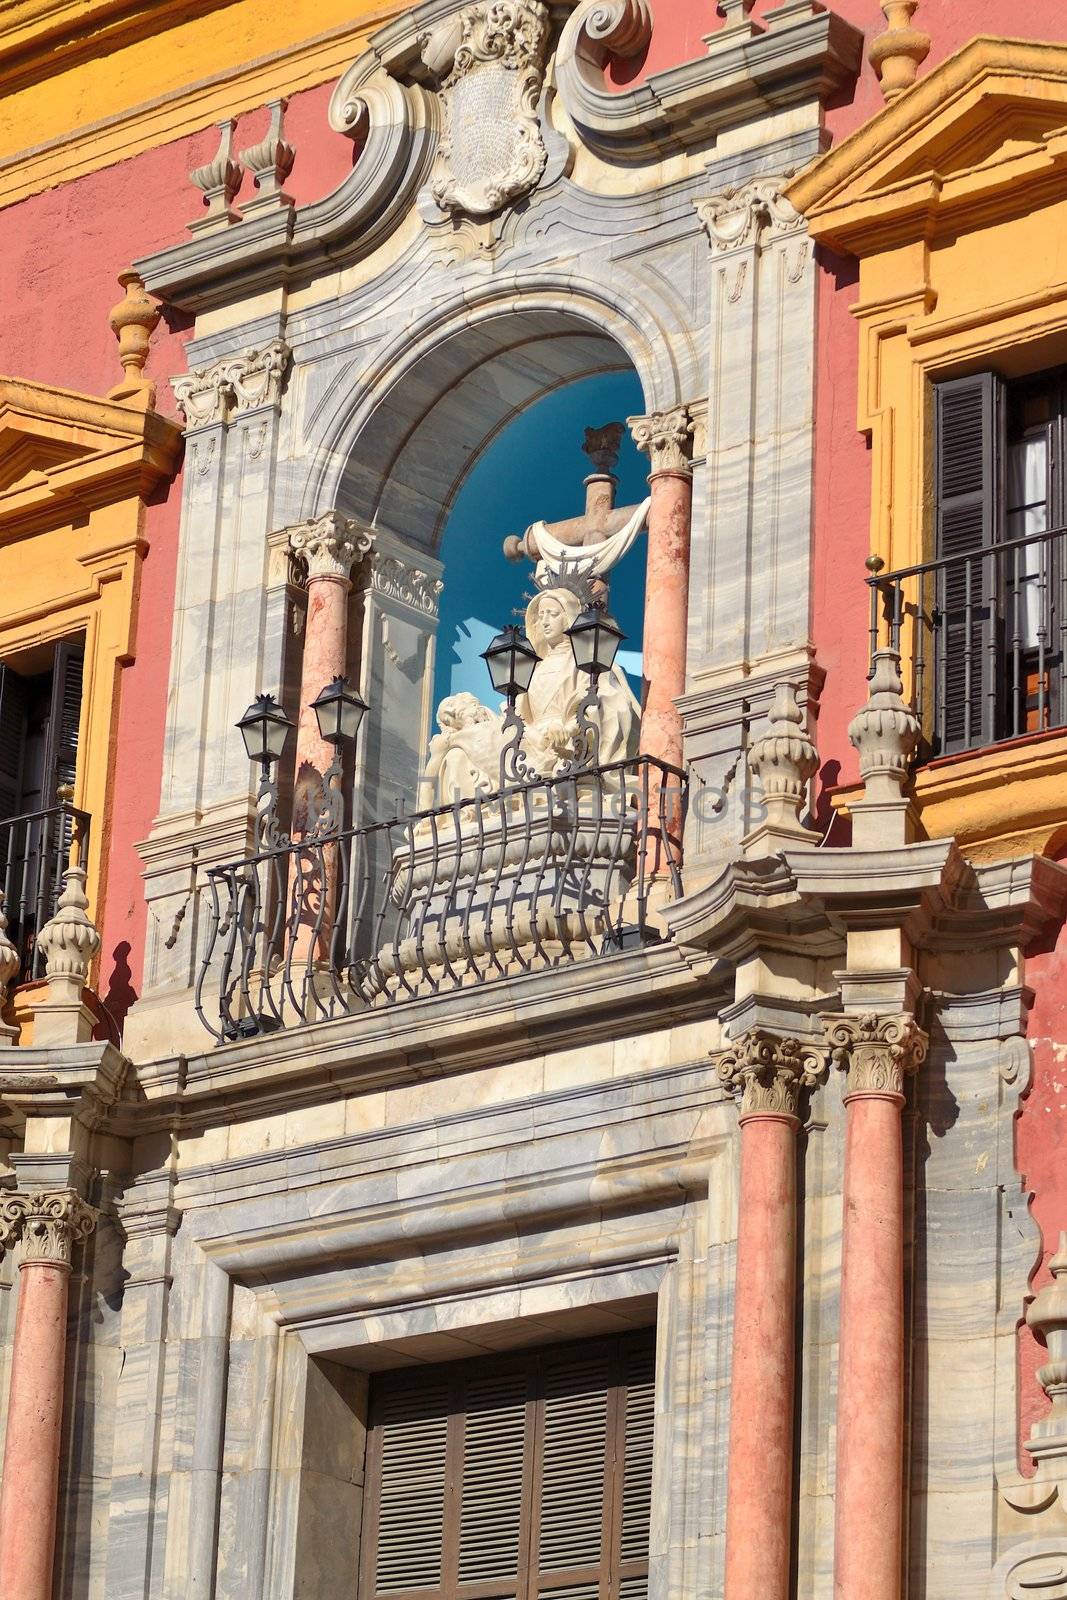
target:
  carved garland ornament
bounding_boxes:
[825,1012,928,1099]
[172,339,290,428]
[423,0,551,219]
[714,1029,826,1119]
[0,1191,96,1269]
[695,176,804,253]
[370,553,444,617]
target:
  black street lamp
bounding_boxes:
[481,625,540,703]
[311,676,369,748]
[237,693,293,769]
[566,608,625,678]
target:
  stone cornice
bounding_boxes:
[786,35,1067,254]
[555,1,863,161]
[0,376,181,535]
[111,937,727,1134]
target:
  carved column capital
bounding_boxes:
[694,175,803,252]
[627,406,694,478]
[714,1029,826,1121]
[0,1191,96,1270]
[288,511,375,584]
[172,339,290,428]
[825,1012,927,1101]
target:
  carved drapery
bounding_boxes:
[172,339,290,428]
[825,1012,928,1099]
[714,1028,826,1119]
[628,406,694,478]
[0,1191,96,1269]
[695,175,805,254]
[288,511,374,583]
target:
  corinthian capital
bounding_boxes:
[0,1190,96,1269]
[288,511,374,582]
[627,406,693,477]
[713,1029,825,1120]
[825,1013,927,1100]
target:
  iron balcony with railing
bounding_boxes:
[867,522,1067,757]
[0,795,91,985]
[195,755,687,1042]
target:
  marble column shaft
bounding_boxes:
[0,1193,94,1600]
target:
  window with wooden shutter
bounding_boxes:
[0,664,29,824]
[934,371,1003,754]
[360,1332,655,1600]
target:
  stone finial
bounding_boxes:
[1026,1234,1067,1468]
[705,0,759,50]
[825,1012,928,1100]
[868,1,930,103]
[848,648,920,847]
[713,1028,825,1120]
[33,865,101,1046]
[627,407,693,477]
[239,99,295,214]
[288,511,375,583]
[744,681,818,853]
[0,1190,96,1268]
[107,270,161,408]
[189,119,243,232]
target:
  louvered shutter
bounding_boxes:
[618,1342,654,1595]
[934,372,1003,753]
[368,1378,451,1596]
[537,1347,610,1593]
[43,641,84,800]
[0,664,28,824]
[457,1369,529,1589]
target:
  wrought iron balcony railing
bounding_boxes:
[0,798,91,985]
[867,523,1067,757]
[195,755,687,1042]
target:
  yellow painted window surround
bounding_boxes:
[789,35,1067,861]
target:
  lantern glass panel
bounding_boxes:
[567,610,624,676]
[311,677,368,746]
[238,694,292,766]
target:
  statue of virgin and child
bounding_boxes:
[421,585,641,807]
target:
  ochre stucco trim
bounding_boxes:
[789,34,1067,864]
[0,377,181,966]
[0,0,404,210]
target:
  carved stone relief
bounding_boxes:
[422,0,550,219]
[172,339,290,428]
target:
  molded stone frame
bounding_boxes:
[129,0,864,1054]
[103,1060,736,1600]
[789,36,1067,863]
[0,377,180,1021]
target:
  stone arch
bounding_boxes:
[300,272,694,544]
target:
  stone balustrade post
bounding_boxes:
[0,1191,96,1600]
[33,865,101,1045]
[824,1011,927,1600]
[847,648,920,849]
[714,1029,824,1600]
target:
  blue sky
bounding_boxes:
[433,371,648,713]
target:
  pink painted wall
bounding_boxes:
[0,80,347,1025]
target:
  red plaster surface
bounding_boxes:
[0,80,346,1023]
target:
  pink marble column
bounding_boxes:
[288,512,372,819]
[716,1033,820,1600]
[0,1192,95,1600]
[629,408,693,773]
[287,513,372,959]
[825,1014,927,1600]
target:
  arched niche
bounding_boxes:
[325,305,654,826]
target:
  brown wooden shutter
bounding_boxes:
[934,372,1003,753]
[42,641,84,801]
[0,664,29,823]
[361,1332,654,1600]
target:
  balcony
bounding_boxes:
[195,755,687,1042]
[867,524,1067,757]
[0,795,91,985]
